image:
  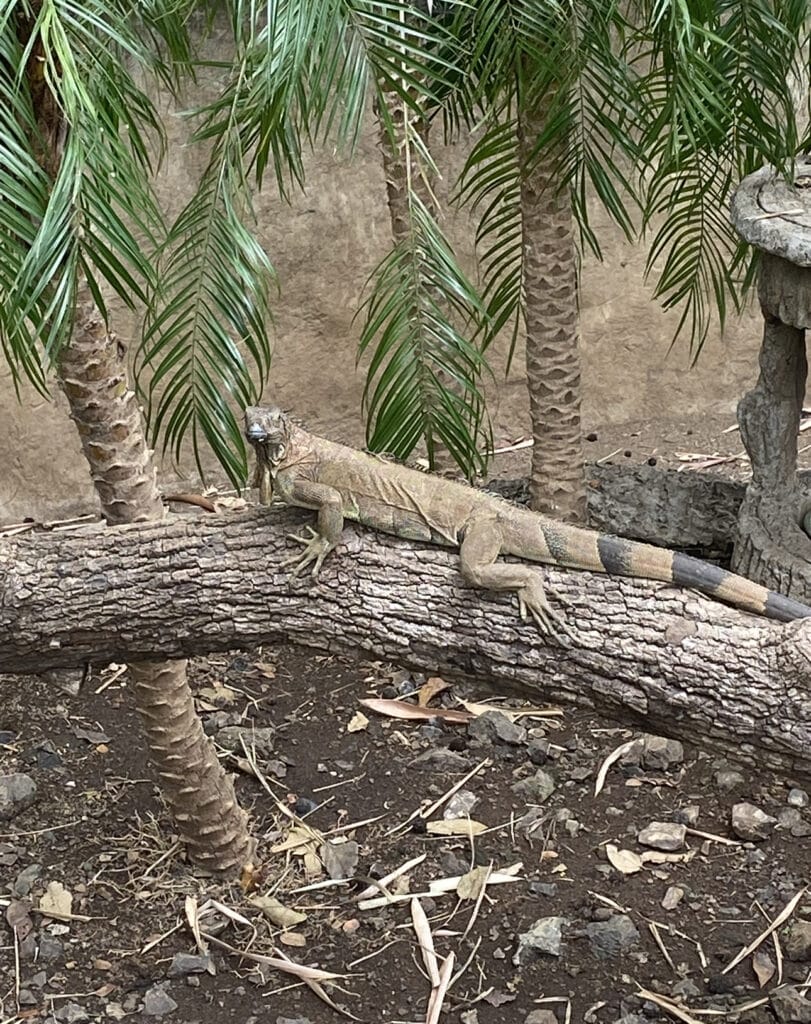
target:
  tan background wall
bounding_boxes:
[0,29,764,525]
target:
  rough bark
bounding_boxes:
[3,506,811,781]
[58,294,253,877]
[490,462,744,555]
[729,162,811,603]
[519,88,587,523]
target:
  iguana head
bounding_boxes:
[244,405,292,470]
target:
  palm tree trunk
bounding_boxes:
[59,290,254,876]
[518,91,587,523]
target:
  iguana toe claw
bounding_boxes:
[283,526,333,578]
[517,581,576,644]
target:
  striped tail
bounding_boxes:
[595,534,811,622]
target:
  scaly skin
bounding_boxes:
[244,405,811,634]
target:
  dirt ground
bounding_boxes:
[3,413,811,1024]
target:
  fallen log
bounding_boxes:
[2,505,810,780]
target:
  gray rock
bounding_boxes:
[468,711,527,746]
[771,985,811,1023]
[640,735,684,770]
[215,726,275,757]
[276,1017,313,1024]
[673,804,700,826]
[715,769,746,791]
[444,790,478,819]
[731,802,777,841]
[525,1011,559,1024]
[638,821,686,851]
[527,738,550,766]
[512,769,556,804]
[672,979,701,1000]
[585,915,641,958]
[411,748,470,772]
[18,989,37,1006]
[0,774,37,821]
[167,952,214,977]
[53,1003,89,1023]
[784,920,811,962]
[661,886,684,911]
[788,788,809,808]
[13,863,42,897]
[514,916,568,964]
[142,983,178,1017]
[38,935,63,962]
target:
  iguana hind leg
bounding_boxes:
[459,516,573,639]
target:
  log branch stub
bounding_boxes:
[2,506,811,780]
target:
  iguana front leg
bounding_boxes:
[459,515,573,640]
[276,477,345,577]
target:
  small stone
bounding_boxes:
[444,790,478,820]
[784,921,811,962]
[38,935,63,962]
[715,769,745,791]
[672,804,700,826]
[18,989,37,1006]
[411,748,471,772]
[13,863,42,897]
[639,735,684,770]
[662,886,684,910]
[215,726,275,758]
[638,822,686,851]
[512,769,556,804]
[514,916,567,963]
[53,1003,90,1023]
[585,915,642,958]
[771,985,811,1023]
[167,952,214,977]
[788,788,809,808]
[527,738,550,766]
[528,882,557,898]
[276,1017,313,1024]
[525,1011,559,1024]
[731,802,777,841]
[0,774,37,821]
[468,711,527,746]
[142,983,178,1017]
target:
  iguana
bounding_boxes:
[244,404,811,633]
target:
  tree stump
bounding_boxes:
[730,157,811,596]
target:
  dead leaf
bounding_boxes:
[426,819,487,838]
[605,844,643,875]
[461,700,561,720]
[346,711,369,733]
[456,866,491,901]
[418,677,452,706]
[250,895,307,929]
[253,662,277,680]
[595,740,640,797]
[279,931,307,947]
[197,683,237,705]
[39,881,73,919]
[752,948,775,988]
[640,850,695,865]
[360,698,470,725]
[321,839,359,880]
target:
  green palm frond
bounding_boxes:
[643,151,744,349]
[0,0,194,389]
[137,147,275,488]
[194,0,465,197]
[358,197,491,478]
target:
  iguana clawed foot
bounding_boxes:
[517,578,576,642]
[284,526,334,577]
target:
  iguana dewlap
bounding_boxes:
[244,404,811,632]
